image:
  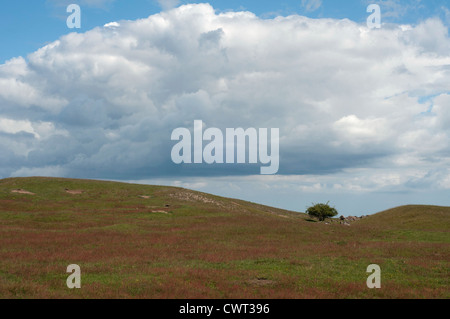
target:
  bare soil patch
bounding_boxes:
[247,278,276,287]
[11,189,35,195]
[150,210,169,214]
[65,189,84,195]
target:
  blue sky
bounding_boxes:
[1,0,449,63]
[1,0,450,216]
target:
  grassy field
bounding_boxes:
[0,177,448,299]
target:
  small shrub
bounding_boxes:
[306,202,338,222]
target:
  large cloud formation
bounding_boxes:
[1,4,450,193]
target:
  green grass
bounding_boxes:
[0,177,449,299]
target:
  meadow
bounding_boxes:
[0,177,448,299]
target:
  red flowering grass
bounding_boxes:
[0,177,448,299]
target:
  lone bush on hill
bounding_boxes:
[306,202,338,221]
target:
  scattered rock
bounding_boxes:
[340,215,365,224]
[169,191,240,211]
[169,191,217,204]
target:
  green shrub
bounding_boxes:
[306,202,338,222]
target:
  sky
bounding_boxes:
[1,0,450,216]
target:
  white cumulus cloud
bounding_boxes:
[0,3,449,193]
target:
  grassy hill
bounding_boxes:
[0,177,448,299]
